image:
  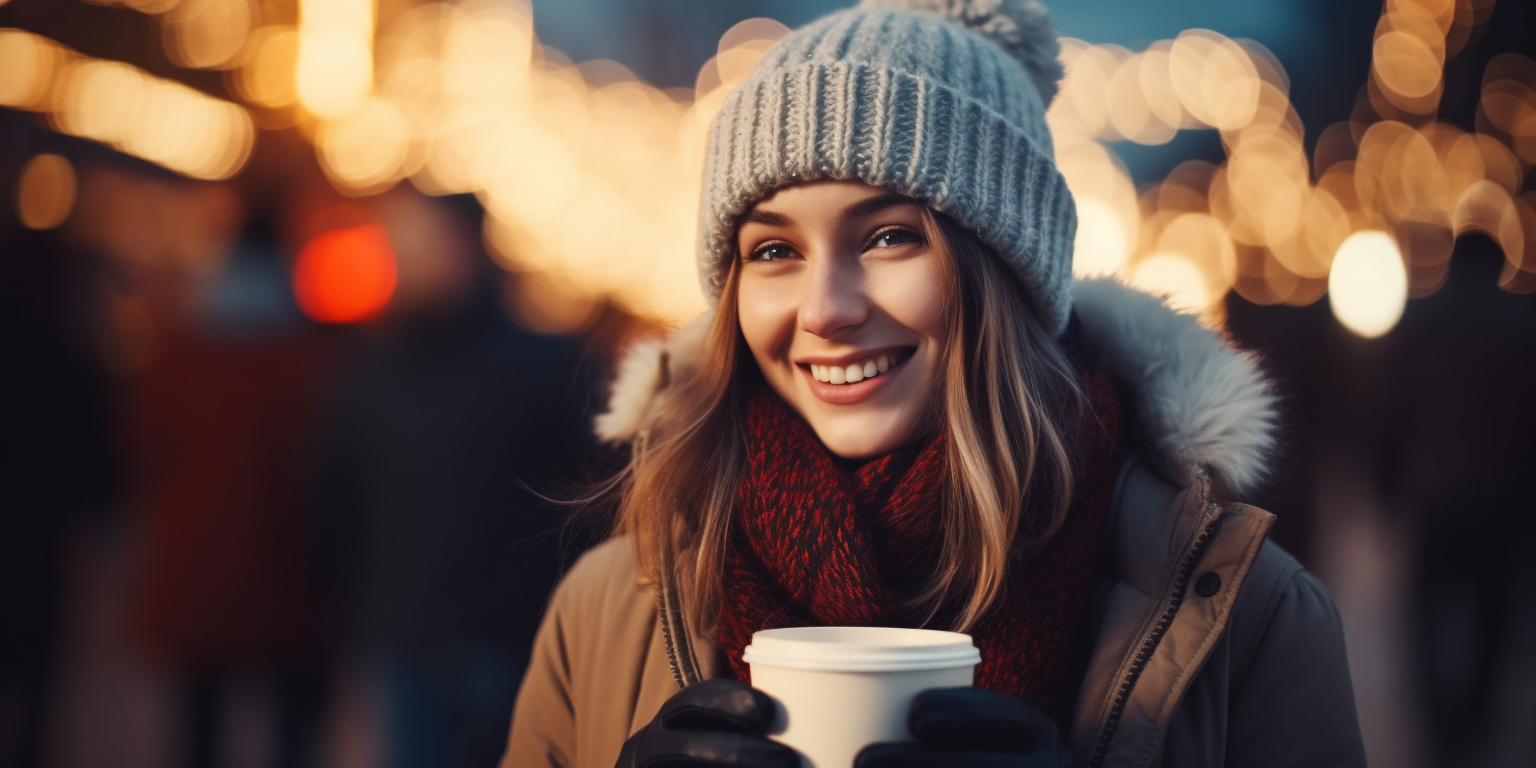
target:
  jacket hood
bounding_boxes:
[593,278,1278,496]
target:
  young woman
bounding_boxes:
[504,1,1365,767]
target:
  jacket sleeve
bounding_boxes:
[1224,567,1367,767]
[502,570,580,768]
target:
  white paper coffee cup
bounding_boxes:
[743,626,981,768]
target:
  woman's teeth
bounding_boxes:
[810,354,895,385]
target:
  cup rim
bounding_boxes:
[743,626,982,672]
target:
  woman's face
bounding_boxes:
[736,180,950,459]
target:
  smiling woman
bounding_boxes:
[503,2,1366,767]
[735,183,951,458]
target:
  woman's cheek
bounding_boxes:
[736,278,798,367]
[870,255,949,352]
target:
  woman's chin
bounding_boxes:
[810,416,927,460]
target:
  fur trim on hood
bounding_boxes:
[593,278,1278,496]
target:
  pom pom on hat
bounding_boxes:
[856,0,1065,105]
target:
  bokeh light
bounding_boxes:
[82,0,184,13]
[1329,231,1409,338]
[163,0,256,70]
[231,25,299,109]
[295,0,374,119]
[15,0,1529,331]
[52,57,255,180]
[292,224,397,323]
[316,96,411,194]
[15,153,78,230]
[1132,253,1215,315]
[0,28,69,110]
[1,29,255,180]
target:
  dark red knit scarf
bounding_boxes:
[719,354,1122,725]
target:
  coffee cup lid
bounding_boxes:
[742,626,982,672]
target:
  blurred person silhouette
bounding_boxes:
[0,225,115,768]
[120,217,335,768]
[309,188,595,768]
[1371,234,1536,765]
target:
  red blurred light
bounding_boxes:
[292,224,397,323]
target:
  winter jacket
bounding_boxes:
[502,279,1367,768]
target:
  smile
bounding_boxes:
[806,349,913,385]
[796,348,916,406]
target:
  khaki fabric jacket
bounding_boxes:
[502,279,1367,768]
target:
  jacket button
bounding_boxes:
[1194,571,1222,598]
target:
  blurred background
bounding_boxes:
[0,0,1533,767]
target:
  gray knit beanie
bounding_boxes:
[698,0,1077,333]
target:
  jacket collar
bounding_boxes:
[594,277,1280,497]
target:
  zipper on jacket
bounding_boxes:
[1087,503,1223,768]
[656,583,688,691]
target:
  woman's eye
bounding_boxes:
[869,228,923,249]
[750,244,796,262]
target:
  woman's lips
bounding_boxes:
[800,351,912,405]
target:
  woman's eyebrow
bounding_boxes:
[839,193,916,223]
[741,209,791,226]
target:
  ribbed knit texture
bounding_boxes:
[698,2,1077,333]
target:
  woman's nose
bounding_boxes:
[797,255,868,338]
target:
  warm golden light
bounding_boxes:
[1137,42,1187,131]
[1217,127,1310,246]
[163,0,255,70]
[1107,54,1176,145]
[233,25,299,108]
[1329,231,1408,338]
[1059,41,1119,139]
[1154,212,1238,301]
[442,1,533,102]
[128,0,181,12]
[15,153,77,230]
[1373,31,1442,101]
[1453,180,1526,269]
[1479,57,1536,164]
[1072,199,1132,277]
[296,0,374,119]
[82,0,184,14]
[50,0,1513,326]
[0,29,67,110]
[1057,136,1138,277]
[1200,37,1261,130]
[50,54,255,180]
[1270,186,1351,279]
[317,96,410,194]
[717,17,792,57]
[1167,30,1218,127]
[1131,253,1215,315]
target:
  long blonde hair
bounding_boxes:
[608,207,1085,635]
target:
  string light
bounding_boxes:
[0,29,255,180]
[295,0,374,119]
[17,0,1533,328]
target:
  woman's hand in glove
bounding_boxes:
[854,688,1076,768]
[615,678,802,768]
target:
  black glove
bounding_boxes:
[854,688,1076,768]
[615,678,802,768]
